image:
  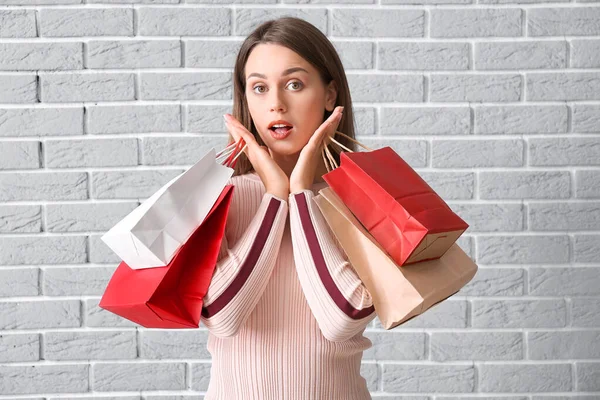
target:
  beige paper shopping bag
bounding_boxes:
[314,187,478,329]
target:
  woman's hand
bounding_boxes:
[289,106,344,193]
[224,114,290,200]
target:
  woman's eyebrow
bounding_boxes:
[246,67,309,81]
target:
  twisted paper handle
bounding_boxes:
[216,138,247,168]
[321,130,374,173]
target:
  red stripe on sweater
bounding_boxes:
[201,197,282,318]
[294,192,375,320]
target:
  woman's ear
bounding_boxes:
[325,80,338,112]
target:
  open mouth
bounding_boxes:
[269,126,293,135]
[268,125,294,140]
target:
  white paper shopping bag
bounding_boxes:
[101,140,245,269]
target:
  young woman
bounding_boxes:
[200,16,376,400]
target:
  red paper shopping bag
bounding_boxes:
[323,145,468,266]
[99,184,234,328]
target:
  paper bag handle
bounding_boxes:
[321,130,374,172]
[216,137,247,168]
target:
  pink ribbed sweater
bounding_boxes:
[199,171,376,399]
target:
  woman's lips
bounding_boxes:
[269,126,293,140]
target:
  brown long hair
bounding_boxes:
[228,16,357,176]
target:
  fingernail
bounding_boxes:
[223,114,230,121]
[339,106,344,113]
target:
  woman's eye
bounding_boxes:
[252,81,303,94]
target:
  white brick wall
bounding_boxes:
[0,0,598,398]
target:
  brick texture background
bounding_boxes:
[0,1,599,398]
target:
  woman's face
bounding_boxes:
[244,43,337,156]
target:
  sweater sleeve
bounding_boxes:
[200,181,288,337]
[288,188,376,343]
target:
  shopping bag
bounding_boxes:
[101,138,246,269]
[99,184,235,329]
[321,132,469,266]
[313,187,477,330]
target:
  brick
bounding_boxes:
[431,9,522,37]
[0,107,83,137]
[571,39,600,68]
[88,40,181,69]
[0,333,39,362]
[475,41,566,69]
[41,72,135,102]
[46,202,137,233]
[433,139,523,168]
[575,169,600,198]
[84,298,137,328]
[0,172,88,201]
[185,39,242,68]
[472,299,567,328]
[529,267,600,296]
[139,7,230,36]
[383,0,469,3]
[93,362,185,391]
[572,298,600,327]
[0,141,40,169]
[380,107,470,135]
[456,235,474,260]
[448,203,525,232]
[0,10,37,38]
[0,300,81,329]
[477,235,570,264]
[45,138,138,168]
[529,331,600,359]
[360,363,379,393]
[40,8,133,37]
[431,332,523,361]
[528,7,600,36]
[348,74,423,102]
[430,74,521,102]
[88,234,121,264]
[577,362,600,391]
[333,41,375,69]
[529,202,600,231]
[332,9,424,37]
[140,330,210,359]
[236,9,326,36]
[573,234,600,262]
[190,362,211,392]
[475,105,568,134]
[526,72,600,101]
[372,299,468,329]
[379,42,469,70]
[91,169,183,199]
[0,236,87,265]
[479,363,572,392]
[529,137,600,166]
[43,266,115,296]
[479,171,570,199]
[0,74,37,103]
[87,104,181,134]
[382,364,475,392]
[0,268,38,297]
[0,365,89,394]
[142,136,227,166]
[459,267,525,296]
[357,138,427,167]
[186,104,234,133]
[418,171,474,200]
[572,104,600,133]
[363,332,426,360]
[44,331,136,360]
[0,42,83,70]
[140,72,231,100]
